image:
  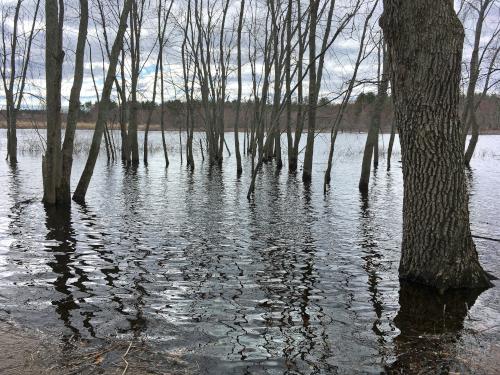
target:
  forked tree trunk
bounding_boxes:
[381,0,491,290]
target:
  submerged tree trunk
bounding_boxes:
[233,0,245,176]
[386,120,396,171]
[128,3,140,164]
[324,0,375,191]
[143,52,160,165]
[58,0,88,204]
[381,0,491,290]
[464,109,479,166]
[302,0,318,182]
[359,42,388,193]
[2,0,40,164]
[73,0,132,204]
[42,0,64,205]
[289,1,306,172]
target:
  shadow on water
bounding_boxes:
[387,282,483,374]
[43,205,88,341]
[358,193,387,350]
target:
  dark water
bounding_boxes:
[0,130,499,374]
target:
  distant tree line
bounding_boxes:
[3,93,499,134]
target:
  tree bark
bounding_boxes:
[380,0,491,290]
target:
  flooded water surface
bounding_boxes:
[0,130,499,374]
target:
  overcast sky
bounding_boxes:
[1,0,499,109]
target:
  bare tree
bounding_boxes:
[128,0,147,164]
[233,0,245,175]
[0,0,40,164]
[303,0,360,182]
[359,37,388,194]
[324,0,376,191]
[462,0,500,165]
[144,0,174,165]
[302,0,318,182]
[73,0,133,203]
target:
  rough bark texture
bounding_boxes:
[381,0,491,290]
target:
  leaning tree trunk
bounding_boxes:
[380,0,491,290]
[386,119,396,171]
[73,0,132,203]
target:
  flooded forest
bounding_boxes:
[0,0,499,374]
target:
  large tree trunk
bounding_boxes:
[381,0,491,290]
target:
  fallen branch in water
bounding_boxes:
[472,234,500,243]
[121,341,133,375]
